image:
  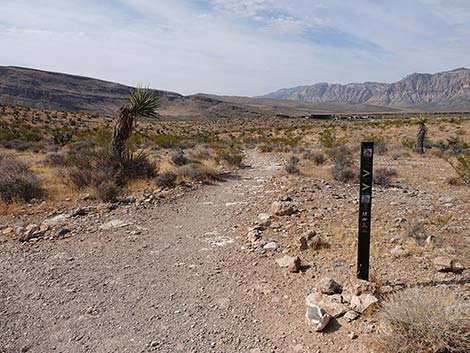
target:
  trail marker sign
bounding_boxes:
[357,142,374,281]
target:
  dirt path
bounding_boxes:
[0,152,359,353]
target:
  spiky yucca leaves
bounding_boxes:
[109,87,159,158]
[447,152,470,185]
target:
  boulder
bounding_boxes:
[43,214,67,227]
[263,242,278,251]
[343,310,360,322]
[299,230,318,251]
[318,277,342,295]
[305,304,331,331]
[276,255,301,273]
[306,292,348,318]
[350,293,378,315]
[271,201,297,216]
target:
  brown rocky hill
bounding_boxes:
[260,68,470,110]
[0,66,399,118]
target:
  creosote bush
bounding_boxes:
[176,164,221,184]
[285,155,300,174]
[373,167,397,187]
[0,154,45,203]
[156,172,177,189]
[303,150,326,165]
[372,287,470,353]
[170,151,190,166]
[64,149,157,200]
[327,146,357,183]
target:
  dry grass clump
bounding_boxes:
[156,171,177,189]
[323,145,358,183]
[374,167,397,187]
[0,154,45,203]
[302,150,327,165]
[176,163,221,184]
[64,150,157,201]
[372,287,470,353]
[285,155,300,174]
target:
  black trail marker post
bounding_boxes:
[357,142,374,281]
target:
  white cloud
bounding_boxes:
[0,0,469,96]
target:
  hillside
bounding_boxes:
[0,66,265,119]
[260,68,470,110]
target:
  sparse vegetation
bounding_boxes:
[0,154,45,203]
[373,167,397,187]
[285,155,300,174]
[372,288,470,353]
[156,172,177,189]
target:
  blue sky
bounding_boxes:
[0,0,469,95]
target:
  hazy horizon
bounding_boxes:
[1,0,470,96]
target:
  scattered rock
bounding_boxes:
[350,294,378,315]
[344,310,360,322]
[299,230,318,251]
[263,242,278,251]
[99,219,128,230]
[425,235,437,246]
[2,227,13,235]
[43,214,67,227]
[349,332,358,340]
[306,292,348,318]
[318,277,342,295]
[390,245,409,258]
[332,258,346,267]
[433,256,464,273]
[305,303,331,332]
[271,200,297,216]
[57,228,71,238]
[276,255,301,273]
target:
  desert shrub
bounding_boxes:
[218,150,244,167]
[401,138,415,150]
[64,150,157,191]
[156,172,177,189]
[319,128,337,148]
[325,145,353,164]
[329,147,357,182]
[303,150,326,165]
[170,151,190,166]
[2,139,35,151]
[374,167,397,187]
[257,144,274,153]
[95,180,120,202]
[364,135,388,155]
[0,154,45,203]
[372,287,470,353]
[405,221,427,245]
[44,152,68,167]
[285,155,300,174]
[331,163,357,183]
[445,152,470,185]
[176,164,221,184]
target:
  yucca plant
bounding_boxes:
[415,117,428,154]
[109,87,159,158]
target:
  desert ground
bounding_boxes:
[1,104,469,352]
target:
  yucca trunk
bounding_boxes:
[109,107,134,158]
[415,121,427,154]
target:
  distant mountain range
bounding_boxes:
[1,66,469,117]
[259,68,470,110]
